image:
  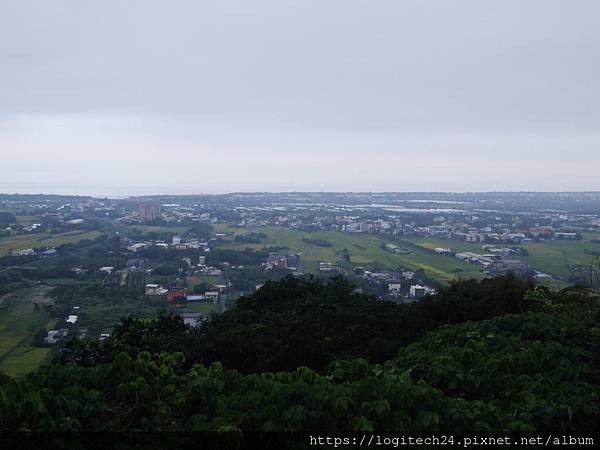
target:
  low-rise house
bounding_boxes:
[8,248,35,256]
[145,284,168,295]
[409,285,426,299]
[181,312,207,327]
[204,291,219,304]
[555,232,579,240]
[44,328,69,345]
[319,262,339,272]
[489,258,529,275]
[127,242,147,252]
[167,287,187,303]
[388,282,402,292]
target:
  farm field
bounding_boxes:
[0,230,102,256]
[521,240,600,279]
[0,286,54,377]
[395,236,600,280]
[213,225,483,281]
[16,216,37,223]
[185,275,225,290]
[582,231,600,241]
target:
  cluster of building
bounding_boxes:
[193,202,593,248]
[263,253,301,271]
[124,234,211,253]
[454,251,529,275]
[145,284,225,308]
[43,306,82,344]
[414,224,583,244]
[383,243,411,254]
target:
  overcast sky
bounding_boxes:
[1,0,599,196]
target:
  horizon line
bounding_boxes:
[2,190,600,200]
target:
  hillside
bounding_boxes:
[1,276,599,441]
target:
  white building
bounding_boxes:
[205,291,220,304]
[409,285,426,299]
[388,283,402,292]
[145,284,168,295]
[8,248,35,256]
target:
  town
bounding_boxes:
[2,191,600,375]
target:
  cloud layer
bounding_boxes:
[1,0,599,195]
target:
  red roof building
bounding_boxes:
[166,287,187,303]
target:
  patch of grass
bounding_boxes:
[0,347,50,377]
[382,235,600,280]
[520,240,598,279]
[16,216,37,223]
[0,230,102,256]
[0,286,52,375]
[213,225,483,281]
[186,275,224,290]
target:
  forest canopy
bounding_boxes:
[1,275,599,436]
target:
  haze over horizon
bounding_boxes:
[2,0,600,195]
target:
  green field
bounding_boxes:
[214,225,483,281]
[0,286,53,377]
[395,236,600,280]
[0,230,103,256]
[186,275,225,290]
[398,236,482,253]
[582,231,600,241]
[16,215,37,223]
[521,240,600,279]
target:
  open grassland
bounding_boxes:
[521,240,599,279]
[393,236,600,280]
[398,236,482,253]
[0,205,37,214]
[0,286,53,377]
[0,230,102,256]
[186,275,225,290]
[15,216,37,223]
[0,347,51,376]
[582,230,600,241]
[214,225,483,281]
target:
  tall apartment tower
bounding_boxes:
[139,203,161,222]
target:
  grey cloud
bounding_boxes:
[1,0,599,194]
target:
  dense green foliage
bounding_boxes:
[234,232,268,243]
[1,275,599,433]
[0,212,17,226]
[302,238,333,247]
[55,275,533,373]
